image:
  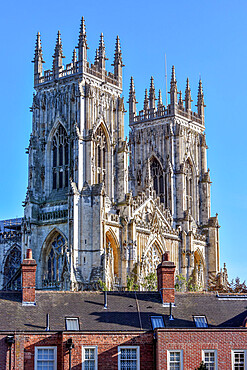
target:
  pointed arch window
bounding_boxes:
[150,158,164,203]
[3,246,21,290]
[94,126,108,185]
[185,161,193,214]
[52,125,69,190]
[43,234,67,288]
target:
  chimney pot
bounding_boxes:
[162,251,170,262]
[26,248,32,259]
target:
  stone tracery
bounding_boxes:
[52,124,69,189]
[43,233,67,288]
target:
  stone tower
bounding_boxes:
[22,19,220,291]
[128,69,220,286]
[23,19,127,290]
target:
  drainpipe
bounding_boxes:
[66,338,74,370]
[5,335,15,370]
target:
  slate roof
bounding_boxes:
[0,291,246,332]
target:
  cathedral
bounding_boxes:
[0,18,220,291]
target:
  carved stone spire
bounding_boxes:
[157,89,163,109]
[32,32,45,86]
[112,35,124,81]
[94,48,99,66]
[178,91,184,109]
[143,89,149,113]
[72,49,77,64]
[72,49,77,71]
[52,31,65,79]
[127,77,137,123]
[149,76,156,110]
[185,78,192,112]
[77,17,88,72]
[169,65,178,105]
[98,33,108,70]
[196,79,206,123]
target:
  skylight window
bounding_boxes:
[65,317,80,331]
[193,315,208,328]
[151,316,165,329]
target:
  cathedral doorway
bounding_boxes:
[105,230,120,288]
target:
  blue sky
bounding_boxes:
[0,0,246,281]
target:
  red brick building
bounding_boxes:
[0,251,246,369]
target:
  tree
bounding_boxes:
[229,277,247,293]
[127,275,139,291]
[208,273,247,293]
[175,274,200,292]
[98,279,108,291]
[141,272,157,291]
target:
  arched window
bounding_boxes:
[52,125,69,190]
[142,242,162,278]
[94,126,108,185]
[150,158,164,203]
[185,161,193,214]
[3,246,21,290]
[43,234,66,288]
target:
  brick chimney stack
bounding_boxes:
[21,248,37,305]
[157,251,176,305]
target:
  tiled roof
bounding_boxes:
[0,291,246,332]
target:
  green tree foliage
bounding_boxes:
[98,279,108,291]
[175,274,200,292]
[141,272,157,291]
[126,275,139,291]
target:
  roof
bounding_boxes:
[0,291,246,332]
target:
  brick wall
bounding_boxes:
[156,329,247,370]
[0,331,154,369]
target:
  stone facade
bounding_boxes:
[0,219,22,290]
[20,18,220,291]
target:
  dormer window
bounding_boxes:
[151,316,165,330]
[65,317,80,330]
[194,315,208,328]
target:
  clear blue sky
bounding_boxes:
[0,0,246,281]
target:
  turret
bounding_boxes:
[112,35,124,82]
[149,76,156,110]
[196,79,206,123]
[98,33,108,70]
[143,89,149,114]
[72,49,77,71]
[157,89,163,110]
[127,77,137,123]
[185,78,192,112]
[52,31,65,79]
[32,32,45,86]
[178,91,184,109]
[94,48,99,66]
[77,17,88,73]
[169,66,178,106]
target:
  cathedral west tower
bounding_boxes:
[22,18,220,291]
[128,68,220,287]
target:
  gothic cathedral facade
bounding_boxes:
[21,18,220,291]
